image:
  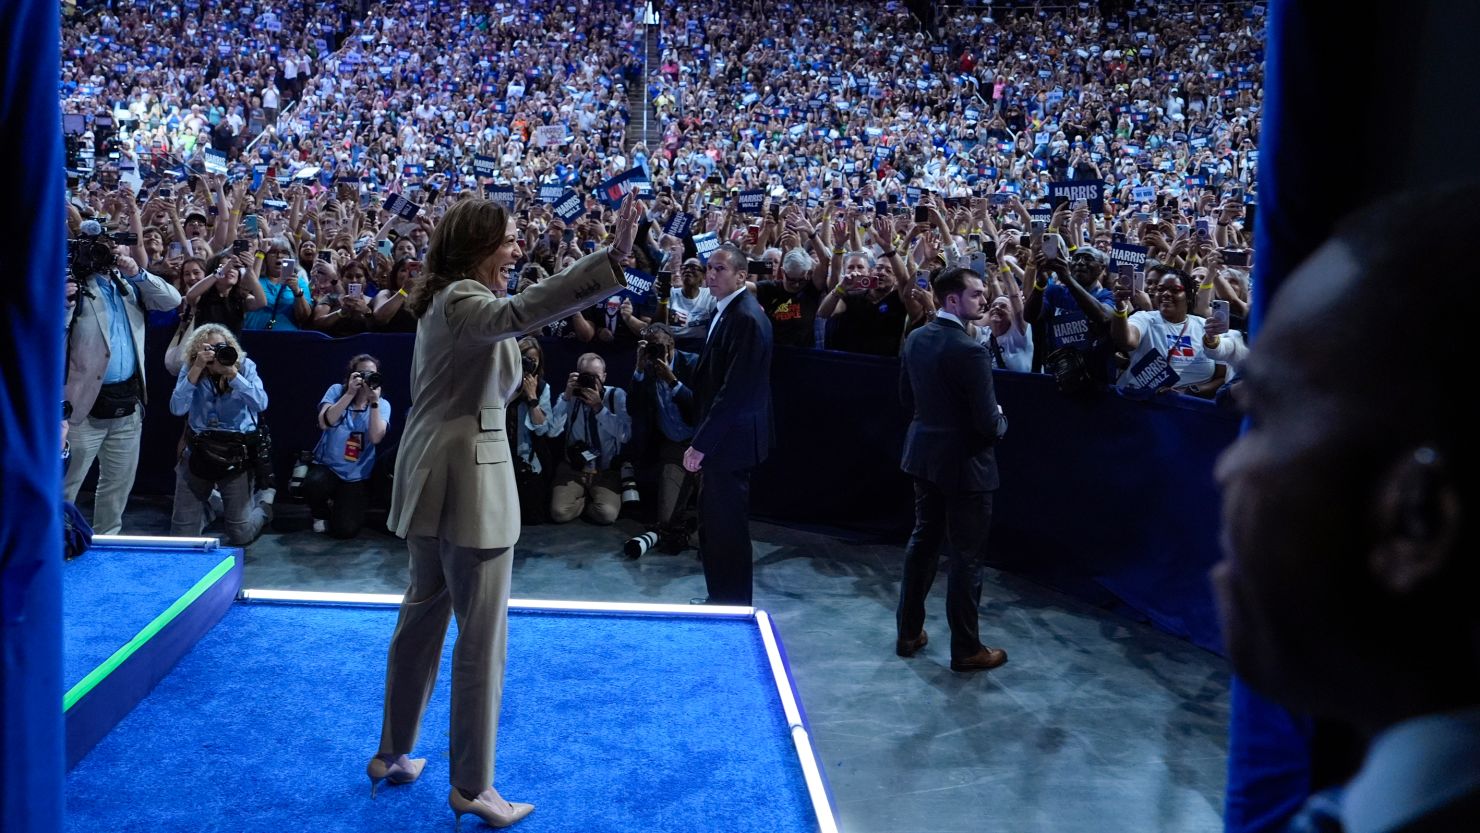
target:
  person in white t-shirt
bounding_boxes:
[668,257,716,328]
[1111,270,1220,394]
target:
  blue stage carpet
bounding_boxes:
[65,604,817,833]
[62,546,231,689]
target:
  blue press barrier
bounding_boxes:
[136,328,1238,652]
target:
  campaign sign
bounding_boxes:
[1050,307,1093,350]
[1028,207,1053,224]
[403,163,426,179]
[905,185,922,205]
[203,148,227,175]
[737,189,765,215]
[1049,180,1106,213]
[552,189,585,223]
[621,267,656,300]
[664,212,695,238]
[692,231,720,262]
[383,193,422,221]
[1111,242,1148,270]
[1121,347,1180,395]
[539,183,564,203]
[532,124,567,148]
[1190,136,1208,149]
[486,185,516,211]
[595,165,650,208]
[1132,185,1156,203]
[473,154,497,177]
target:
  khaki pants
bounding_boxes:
[62,409,143,536]
[549,463,621,525]
[378,535,513,793]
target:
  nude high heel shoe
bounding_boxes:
[366,753,426,798]
[448,786,534,829]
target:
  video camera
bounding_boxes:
[67,220,136,281]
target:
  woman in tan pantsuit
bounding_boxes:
[368,195,640,828]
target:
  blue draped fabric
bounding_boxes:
[1226,3,1323,829]
[0,0,65,831]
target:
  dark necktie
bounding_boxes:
[988,332,1006,369]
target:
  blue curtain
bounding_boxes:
[0,0,65,831]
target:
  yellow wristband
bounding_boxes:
[254,252,265,260]
[1033,280,1047,290]
[1000,265,1012,274]
[834,285,847,296]
[397,288,408,298]
[1114,307,1131,319]
[1199,283,1214,291]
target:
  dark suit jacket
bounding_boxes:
[627,348,698,463]
[691,290,773,472]
[899,317,1007,494]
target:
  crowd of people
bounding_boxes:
[61,0,1263,545]
[61,0,362,168]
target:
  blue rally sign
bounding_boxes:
[552,189,586,223]
[1049,180,1106,213]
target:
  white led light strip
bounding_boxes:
[755,611,840,833]
[239,588,403,605]
[240,589,754,617]
[92,534,220,550]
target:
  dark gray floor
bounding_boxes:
[101,495,1229,833]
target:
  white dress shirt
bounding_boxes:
[707,289,744,342]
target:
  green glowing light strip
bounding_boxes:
[63,555,237,712]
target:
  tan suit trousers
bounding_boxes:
[378,535,513,792]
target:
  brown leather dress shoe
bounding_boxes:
[950,646,1008,672]
[895,629,928,657]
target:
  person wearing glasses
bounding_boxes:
[1109,270,1221,396]
[241,237,312,331]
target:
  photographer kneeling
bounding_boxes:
[169,324,271,546]
[547,352,631,525]
[302,355,392,537]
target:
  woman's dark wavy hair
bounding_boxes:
[404,198,508,318]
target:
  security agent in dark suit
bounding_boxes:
[684,244,774,606]
[896,265,1009,673]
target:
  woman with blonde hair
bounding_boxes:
[370,194,641,828]
[168,323,271,545]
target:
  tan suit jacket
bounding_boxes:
[64,269,183,423]
[388,250,625,549]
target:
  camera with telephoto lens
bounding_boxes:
[206,343,238,366]
[356,370,383,389]
[288,451,312,500]
[620,461,639,506]
[623,530,657,559]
